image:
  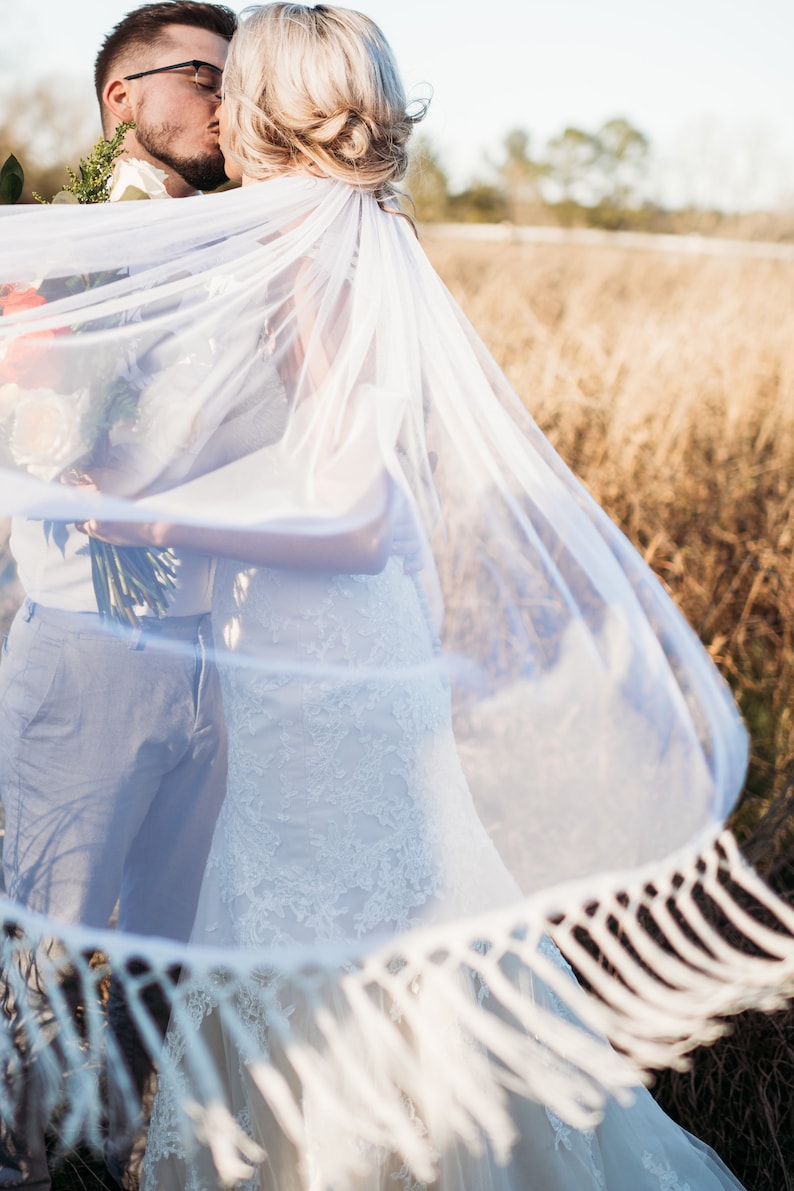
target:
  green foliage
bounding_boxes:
[448,183,508,224]
[97,377,140,430]
[545,126,599,203]
[0,154,24,204]
[595,117,649,208]
[406,117,652,226]
[543,117,649,215]
[42,122,135,205]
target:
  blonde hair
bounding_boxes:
[222,4,423,205]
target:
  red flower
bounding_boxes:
[0,286,47,316]
[0,285,60,387]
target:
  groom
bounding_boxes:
[94,0,234,197]
[0,4,238,1189]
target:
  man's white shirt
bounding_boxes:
[10,169,214,617]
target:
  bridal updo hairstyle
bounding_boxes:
[221,4,424,204]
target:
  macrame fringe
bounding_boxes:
[1,830,793,1185]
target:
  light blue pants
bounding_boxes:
[0,599,228,1188]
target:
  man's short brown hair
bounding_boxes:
[94,1,237,107]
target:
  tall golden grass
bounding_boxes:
[425,233,794,867]
[423,233,794,1190]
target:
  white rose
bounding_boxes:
[11,388,90,480]
[108,158,171,202]
[132,372,208,457]
[115,334,217,459]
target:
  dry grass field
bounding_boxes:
[425,232,794,854]
[423,231,794,1189]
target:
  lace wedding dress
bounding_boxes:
[141,556,745,1191]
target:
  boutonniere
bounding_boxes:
[1,124,172,207]
[107,157,170,202]
[46,121,137,204]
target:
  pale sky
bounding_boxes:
[2,0,793,209]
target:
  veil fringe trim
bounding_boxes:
[1,829,792,1185]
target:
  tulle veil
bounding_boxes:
[0,177,793,1182]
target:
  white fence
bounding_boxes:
[424,222,794,263]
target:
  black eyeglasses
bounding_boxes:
[123,60,223,94]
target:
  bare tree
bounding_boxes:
[660,116,794,213]
[497,128,546,224]
[406,136,450,223]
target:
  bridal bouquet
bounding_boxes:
[0,317,177,625]
[0,131,177,626]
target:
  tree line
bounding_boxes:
[406,117,665,229]
[0,84,786,235]
[0,83,660,226]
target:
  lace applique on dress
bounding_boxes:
[193,559,511,952]
[641,1152,693,1191]
[545,1107,574,1153]
[390,1166,428,1190]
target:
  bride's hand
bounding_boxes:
[66,466,166,546]
[76,518,163,547]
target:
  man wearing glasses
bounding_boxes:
[0,5,238,1189]
[96,0,235,196]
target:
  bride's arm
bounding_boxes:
[83,472,394,575]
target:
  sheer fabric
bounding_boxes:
[0,178,784,1185]
[0,177,746,880]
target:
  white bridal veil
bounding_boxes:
[0,178,792,1180]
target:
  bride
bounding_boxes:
[0,0,761,1186]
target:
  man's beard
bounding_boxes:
[136,119,228,192]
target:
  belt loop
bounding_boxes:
[22,599,35,623]
[127,626,143,651]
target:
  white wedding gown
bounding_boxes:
[141,556,746,1191]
